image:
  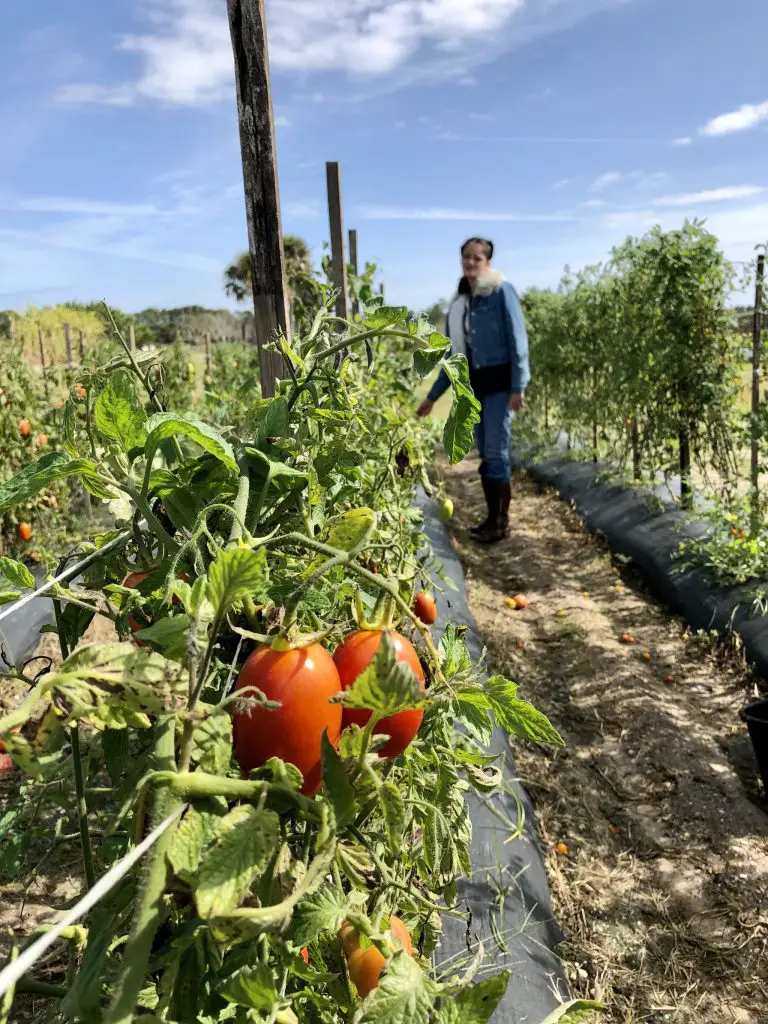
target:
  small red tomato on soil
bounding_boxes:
[339,916,412,998]
[664,674,675,684]
[555,841,569,855]
[18,419,30,437]
[334,630,425,759]
[620,634,636,645]
[0,753,14,774]
[18,523,32,542]
[642,651,652,662]
[413,591,437,625]
[233,643,342,796]
[512,594,528,609]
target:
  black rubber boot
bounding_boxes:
[474,480,506,545]
[470,476,493,536]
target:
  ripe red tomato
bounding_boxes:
[123,570,151,637]
[339,916,412,997]
[300,947,309,965]
[233,644,342,796]
[18,523,32,542]
[413,591,437,625]
[18,419,30,438]
[334,630,425,758]
[0,753,14,774]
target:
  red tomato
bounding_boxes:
[18,419,30,438]
[300,947,310,965]
[18,523,32,542]
[413,591,437,625]
[233,644,342,796]
[0,753,13,774]
[35,433,48,447]
[123,569,186,639]
[339,916,412,997]
[334,630,425,758]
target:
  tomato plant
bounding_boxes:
[339,914,413,997]
[0,295,564,1024]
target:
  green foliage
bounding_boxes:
[0,296,559,1023]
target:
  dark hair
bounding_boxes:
[461,237,494,259]
[458,237,494,293]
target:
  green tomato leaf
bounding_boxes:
[220,963,278,1012]
[320,731,356,830]
[208,546,269,619]
[0,590,21,606]
[539,1000,606,1023]
[0,557,36,590]
[134,615,191,659]
[340,631,425,716]
[0,452,105,514]
[303,507,376,576]
[441,355,481,464]
[413,333,451,378]
[289,882,363,946]
[436,973,509,1024]
[256,396,291,446]
[359,950,438,1024]
[101,728,130,785]
[94,368,147,451]
[169,800,228,884]
[145,412,238,472]
[379,781,406,855]
[361,305,410,330]
[196,805,280,919]
[189,706,233,775]
[485,677,564,746]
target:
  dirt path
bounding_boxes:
[444,458,768,1024]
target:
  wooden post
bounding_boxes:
[79,330,86,363]
[750,252,765,535]
[38,326,49,398]
[226,0,289,399]
[205,333,212,373]
[679,429,692,508]
[64,322,73,370]
[591,364,598,463]
[631,416,641,481]
[129,324,136,353]
[378,282,385,301]
[348,228,360,319]
[326,162,349,320]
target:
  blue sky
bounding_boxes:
[1,0,768,314]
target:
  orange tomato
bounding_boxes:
[18,419,30,437]
[18,523,32,542]
[35,433,48,446]
[339,916,412,998]
[300,947,309,965]
[0,753,13,774]
[334,630,425,759]
[413,591,437,625]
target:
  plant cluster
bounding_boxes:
[0,299,576,1024]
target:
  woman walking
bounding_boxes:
[418,238,530,544]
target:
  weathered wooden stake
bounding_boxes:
[326,162,349,320]
[38,326,49,398]
[750,252,765,535]
[226,0,289,398]
[205,333,212,373]
[348,228,360,319]
[78,329,86,363]
[64,322,73,370]
[129,324,136,353]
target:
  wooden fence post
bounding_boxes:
[64,323,73,370]
[205,333,212,373]
[348,228,360,319]
[226,0,289,399]
[78,330,86,364]
[750,252,765,535]
[631,416,641,481]
[38,326,49,399]
[326,162,349,321]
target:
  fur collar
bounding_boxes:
[473,268,505,296]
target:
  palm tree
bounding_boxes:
[224,235,314,303]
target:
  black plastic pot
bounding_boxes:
[741,697,768,796]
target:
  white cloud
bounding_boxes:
[359,205,576,222]
[582,199,607,208]
[672,136,692,146]
[56,0,639,107]
[551,178,576,189]
[591,171,622,191]
[655,185,765,207]
[701,100,768,137]
[6,197,160,217]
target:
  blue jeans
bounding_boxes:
[475,392,512,483]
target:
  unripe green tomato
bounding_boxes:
[438,497,454,524]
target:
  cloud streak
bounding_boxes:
[701,100,768,137]
[359,205,576,222]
